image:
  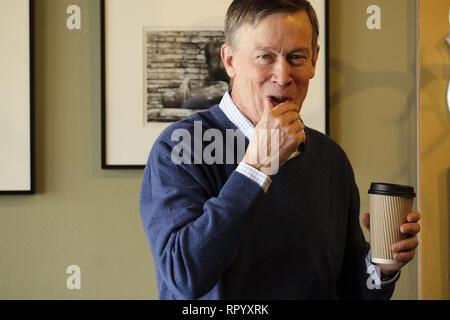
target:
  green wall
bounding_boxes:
[0,0,155,299]
[329,0,418,300]
[0,0,418,299]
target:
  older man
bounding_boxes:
[140,0,420,299]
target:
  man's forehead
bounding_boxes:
[237,10,312,38]
[236,12,312,44]
[249,10,310,28]
[253,45,310,53]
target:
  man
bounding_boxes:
[140,0,420,299]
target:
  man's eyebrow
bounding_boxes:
[254,46,274,52]
[290,48,310,54]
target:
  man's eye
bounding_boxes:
[289,55,307,65]
[290,54,306,60]
[257,54,273,63]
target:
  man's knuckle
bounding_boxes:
[295,135,304,145]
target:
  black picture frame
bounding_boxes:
[101,0,329,169]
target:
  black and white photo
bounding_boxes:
[144,29,230,122]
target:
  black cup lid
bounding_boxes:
[368,183,416,198]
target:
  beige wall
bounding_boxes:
[329,0,418,300]
[418,0,450,300]
[0,0,423,299]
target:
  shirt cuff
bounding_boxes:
[365,250,400,287]
[236,162,272,193]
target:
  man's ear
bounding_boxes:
[221,44,237,79]
[309,45,320,79]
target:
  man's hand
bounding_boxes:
[243,99,306,176]
[362,211,421,276]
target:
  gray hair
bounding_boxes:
[224,0,319,56]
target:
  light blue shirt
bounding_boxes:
[219,90,272,193]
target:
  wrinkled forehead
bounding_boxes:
[249,8,305,27]
[233,10,313,49]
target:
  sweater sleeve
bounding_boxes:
[337,159,397,300]
[140,138,263,299]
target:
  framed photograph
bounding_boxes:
[102,0,328,168]
[0,0,34,194]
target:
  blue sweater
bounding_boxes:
[140,105,395,299]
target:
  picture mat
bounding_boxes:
[104,0,327,166]
[0,0,31,191]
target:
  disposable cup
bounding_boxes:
[368,183,416,265]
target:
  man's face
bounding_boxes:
[222,10,319,124]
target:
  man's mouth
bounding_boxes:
[269,96,291,105]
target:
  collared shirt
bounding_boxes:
[219,90,302,193]
[219,91,272,193]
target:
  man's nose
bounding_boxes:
[272,58,293,88]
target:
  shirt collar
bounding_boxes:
[218,90,255,140]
